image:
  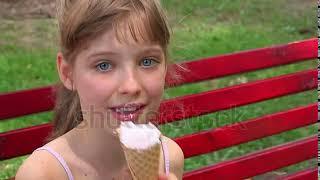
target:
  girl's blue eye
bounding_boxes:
[141,58,158,67]
[96,62,111,72]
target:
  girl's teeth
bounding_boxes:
[115,107,138,113]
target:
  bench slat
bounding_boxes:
[182,136,317,180]
[175,103,316,158]
[280,167,318,180]
[166,38,317,86]
[0,69,315,123]
[1,103,316,160]
[0,86,56,121]
[0,124,52,160]
[158,69,316,124]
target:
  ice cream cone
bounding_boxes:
[116,122,162,180]
[122,142,161,180]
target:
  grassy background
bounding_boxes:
[0,0,317,179]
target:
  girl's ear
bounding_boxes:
[56,52,74,90]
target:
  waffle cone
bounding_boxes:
[121,142,161,180]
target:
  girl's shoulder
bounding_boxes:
[15,137,71,180]
[161,135,184,160]
[161,135,185,179]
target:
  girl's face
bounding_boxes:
[61,29,167,131]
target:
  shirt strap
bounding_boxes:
[34,146,74,180]
[161,135,170,176]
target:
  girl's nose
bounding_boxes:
[118,69,142,96]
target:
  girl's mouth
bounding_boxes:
[110,105,145,122]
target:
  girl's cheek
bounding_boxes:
[76,76,111,105]
[151,76,166,96]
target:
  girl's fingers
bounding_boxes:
[158,173,168,180]
[158,173,178,180]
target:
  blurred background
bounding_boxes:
[0,0,317,179]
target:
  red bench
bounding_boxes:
[0,38,317,179]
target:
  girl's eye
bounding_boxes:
[96,62,112,72]
[140,58,159,67]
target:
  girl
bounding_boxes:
[15,0,184,179]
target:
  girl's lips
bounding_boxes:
[110,106,145,122]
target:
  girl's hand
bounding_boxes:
[158,173,178,180]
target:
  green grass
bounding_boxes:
[0,0,317,179]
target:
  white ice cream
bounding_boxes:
[118,121,161,150]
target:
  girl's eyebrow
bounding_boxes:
[139,47,163,55]
[88,51,119,58]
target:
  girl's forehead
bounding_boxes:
[83,29,163,54]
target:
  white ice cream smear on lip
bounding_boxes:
[119,121,161,150]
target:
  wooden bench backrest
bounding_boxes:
[0,38,317,179]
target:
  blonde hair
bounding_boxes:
[46,0,183,142]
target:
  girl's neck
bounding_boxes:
[66,120,127,174]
